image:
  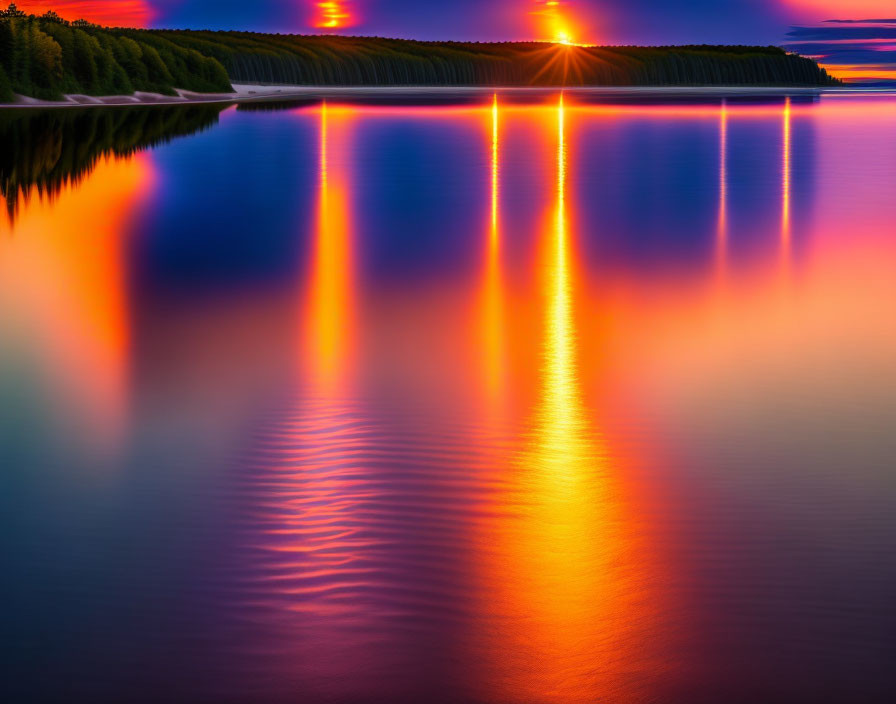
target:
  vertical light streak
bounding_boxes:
[480,94,505,404]
[474,95,650,703]
[716,99,728,275]
[781,97,792,261]
[514,91,601,700]
[240,102,373,697]
[547,91,575,419]
[491,94,499,249]
[305,101,354,393]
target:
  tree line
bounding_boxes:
[152,32,836,88]
[0,4,232,101]
[1,4,837,102]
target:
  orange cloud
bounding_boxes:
[786,1,896,17]
[823,64,896,81]
[13,1,154,27]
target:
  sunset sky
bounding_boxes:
[11,0,896,77]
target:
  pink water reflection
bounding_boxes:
[6,93,893,702]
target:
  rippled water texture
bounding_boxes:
[2,93,895,703]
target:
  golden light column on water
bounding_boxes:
[491,94,500,250]
[245,100,377,694]
[472,95,659,703]
[479,93,504,404]
[716,99,728,276]
[305,101,354,393]
[781,97,792,261]
[548,92,574,411]
[507,93,621,699]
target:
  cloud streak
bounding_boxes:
[14,1,154,26]
[784,18,896,83]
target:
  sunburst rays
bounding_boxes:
[527,43,600,86]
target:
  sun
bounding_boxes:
[531,2,588,46]
[555,30,573,46]
[313,1,354,30]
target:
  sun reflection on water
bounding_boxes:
[479,94,506,408]
[5,86,896,704]
[236,102,387,699]
[470,95,661,704]
[304,102,355,393]
[513,92,604,700]
[781,97,792,266]
[716,100,728,281]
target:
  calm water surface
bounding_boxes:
[2,93,895,703]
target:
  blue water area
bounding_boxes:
[1,92,895,703]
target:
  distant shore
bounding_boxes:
[1,13,839,103]
[0,83,862,110]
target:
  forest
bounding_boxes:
[157,32,837,88]
[0,5,233,101]
[1,4,837,102]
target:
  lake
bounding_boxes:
[2,91,895,703]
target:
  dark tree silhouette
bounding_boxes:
[0,103,226,219]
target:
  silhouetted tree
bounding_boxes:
[0,104,226,218]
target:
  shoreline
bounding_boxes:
[0,83,888,110]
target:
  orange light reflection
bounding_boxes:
[0,154,151,453]
[478,94,505,408]
[304,101,355,393]
[238,102,373,698]
[716,99,728,280]
[782,97,792,266]
[474,95,657,703]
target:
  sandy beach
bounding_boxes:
[1,84,311,108]
[0,83,861,110]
